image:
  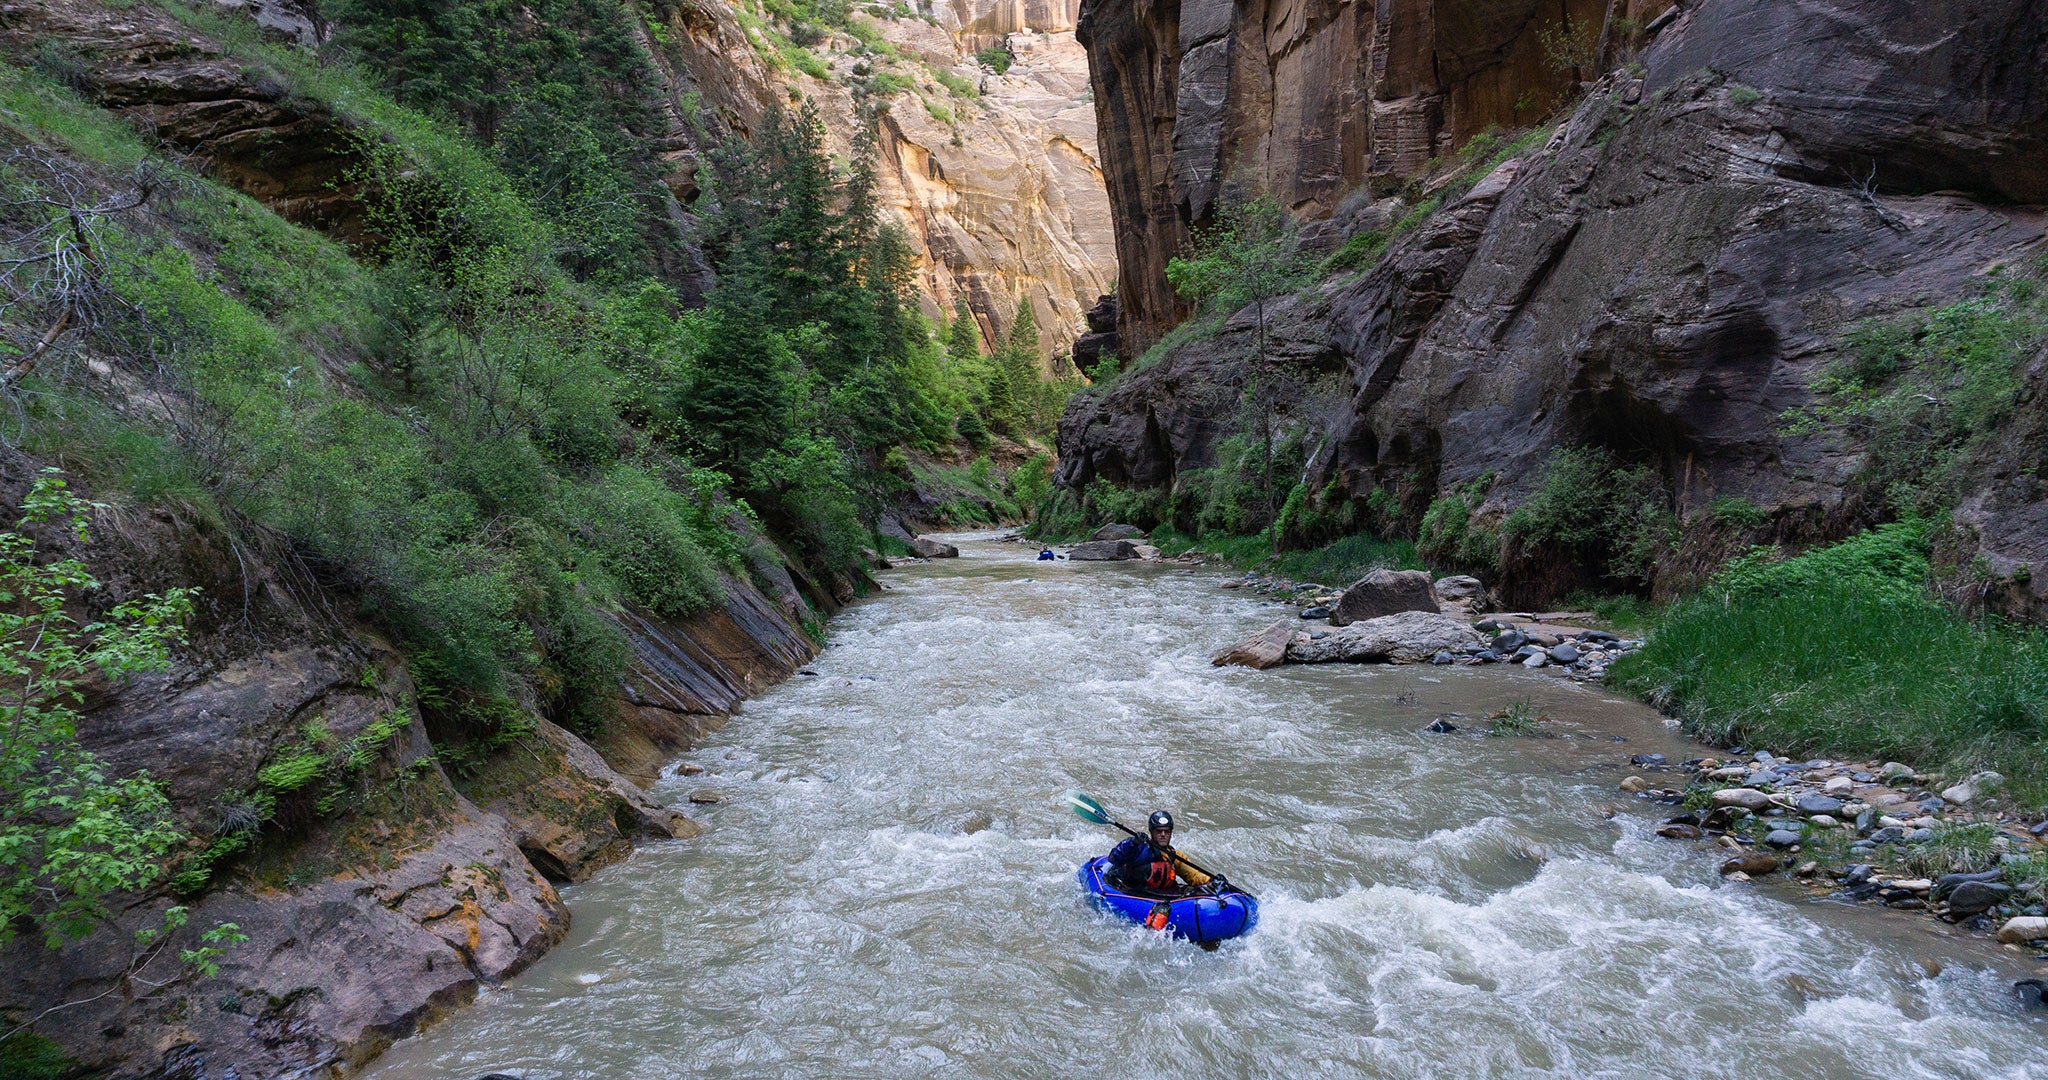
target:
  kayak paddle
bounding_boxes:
[1063,790,1252,898]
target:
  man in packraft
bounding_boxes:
[1105,810,1212,894]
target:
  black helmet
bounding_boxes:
[1147,810,1173,831]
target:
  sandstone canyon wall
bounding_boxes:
[644,0,1116,357]
[1079,0,1660,354]
[1057,0,2048,612]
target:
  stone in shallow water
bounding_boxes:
[1712,788,1774,811]
[1721,851,1780,876]
[1998,916,2048,944]
[1948,881,2012,916]
[1423,717,1458,733]
[1764,829,1803,848]
[1797,794,1845,816]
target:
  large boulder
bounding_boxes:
[1284,611,1483,664]
[1211,619,1296,669]
[1069,539,1140,560]
[1331,569,1440,626]
[908,535,959,558]
[1091,522,1147,541]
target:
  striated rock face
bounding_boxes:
[1079,0,1640,352]
[1060,0,2048,610]
[0,0,370,238]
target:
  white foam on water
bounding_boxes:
[364,546,2048,1080]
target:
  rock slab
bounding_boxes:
[909,536,960,558]
[1069,539,1140,560]
[1211,619,1296,669]
[1285,611,1483,664]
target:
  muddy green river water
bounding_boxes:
[366,533,2047,1079]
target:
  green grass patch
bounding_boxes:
[1488,699,1545,736]
[929,67,976,98]
[1273,532,1422,585]
[1610,528,2048,810]
[784,44,831,80]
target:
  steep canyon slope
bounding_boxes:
[0,2,869,1076]
[1058,0,2048,613]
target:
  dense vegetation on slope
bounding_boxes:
[0,1,1075,1037]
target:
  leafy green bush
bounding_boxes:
[1504,447,1673,582]
[0,475,191,948]
[784,44,831,80]
[572,464,728,617]
[1010,451,1053,510]
[1320,230,1387,275]
[975,46,1012,74]
[1084,475,1165,529]
[1417,475,1501,570]
[1710,495,1768,529]
[866,70,915,96]
[1790,265,2045,515]
[930,67,976,98]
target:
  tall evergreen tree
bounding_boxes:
[947,295,983,370]
[991,299,1039,434]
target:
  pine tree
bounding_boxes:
[947,295,983,370]
[992,299,1039,434]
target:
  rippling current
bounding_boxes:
[367,534,2047,1079]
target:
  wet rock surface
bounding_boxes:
[1068,538,1141,560]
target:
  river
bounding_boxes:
[366,533,2047,1079]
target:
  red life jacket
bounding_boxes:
[1145,853,1176,890]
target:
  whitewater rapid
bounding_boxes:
[366,534,2047,1079]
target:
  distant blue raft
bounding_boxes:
[1077,856,1258,945]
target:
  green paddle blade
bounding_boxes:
[1064,790,1111,825]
